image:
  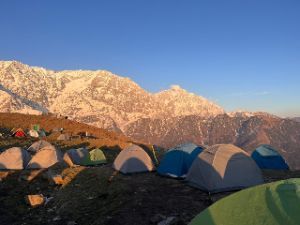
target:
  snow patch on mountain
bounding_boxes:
[0,60,224,131]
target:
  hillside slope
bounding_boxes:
[0,113,131,151]
[125,113,300,170]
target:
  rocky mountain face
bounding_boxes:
[125,113,300,170]
[1,60,300,169]
[0,60,223,130]
[293,117,300,123]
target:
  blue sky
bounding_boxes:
[0,1,299,117]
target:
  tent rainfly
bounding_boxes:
[63,148,89,166]
[27,140,54,153]
[12,128,26,138]
[251,145,289,170]
[113,144,155,174]
[27,146,62,169]
[57,133,71,141]
[28,130,39,138]
[82,149,107,166]
[157,142,204,178]
[186,144,263,193]
[0,147,31,170]
[189,178,300,225]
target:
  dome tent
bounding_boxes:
[186,144,263,193]
[82,149,107,166]
[28,129,39,138]
[189,179,300,225]
[0,147,31,170]
[57,133,71,141]
[157,142,204,178]
[27,140,54,153]
[63,148,89,166]
[251,145,289,170]
[28,129,47,138]
[38,129,46,137]
[27,146,63,169]
[12,128,26,138]
[113,144,155,174]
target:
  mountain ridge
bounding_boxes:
[1,60,300,169]
[0,60,224,130]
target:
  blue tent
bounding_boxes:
[157,143,204,178]
[251,145,289,170]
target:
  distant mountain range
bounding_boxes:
[1,60,300,169]
[0,61,223,130]
[125,112,300,170]
[293,117,300,122]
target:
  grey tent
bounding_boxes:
[27,140,54,153]
[0,147,31,170]
[113,144,155,174]
[27,146,62,169]
[63,148,89,166]
[57,133,71,141]
[186,144,263,193]
[38,129,46,137]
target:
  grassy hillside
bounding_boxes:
[0,112,129,143]
[0,113,135,158]
[0,113,162,163]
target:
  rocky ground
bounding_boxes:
[1,162,300,225]
[1,113,300,225]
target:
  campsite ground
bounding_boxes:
[1,113,300,225]
[1,162,300,225]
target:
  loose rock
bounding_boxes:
[26,194,45,208]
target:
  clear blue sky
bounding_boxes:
[1,1,299,117]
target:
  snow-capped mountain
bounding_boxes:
[0,60,224,131]
[1,60,300,169]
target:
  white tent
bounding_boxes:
[57,133,71,141]
[113,145,155,174]
[27,140,54,153]
[27,146,63,169]
[28,130,39,138]
[0,147,31,170]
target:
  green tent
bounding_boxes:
[189,178,300,225]
[32,124,40,132]
[82,149,107,166]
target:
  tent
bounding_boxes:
[82,149,107,166]
[63,148,89,166]
[32,124,40,132]
[28,129,39,138]
[186,144,263,193]
[57,133,71,141]
[189,178,300,225]
[27,146,62,169]
[113,144,155,174]
[38,129,47,137]
[251,145,289,170]
[157,143,204,178]
[28,129,46,138]
[12,128,26,138]
[27,140,54,153]
[0,147,31,169]
[52,127,61,133]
